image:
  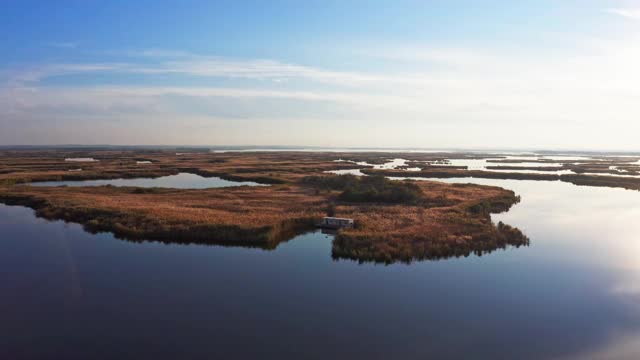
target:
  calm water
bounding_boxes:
[30,172,266,189]
[331,155,640,177]
[3,178,640,359]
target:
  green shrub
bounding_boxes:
[301,175,422,204]
[1,179,17,186]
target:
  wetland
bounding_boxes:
[4,148,640,358]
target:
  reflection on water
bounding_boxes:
[488,168,575,175]
[332,158,408,169]
[30,172,267,189]
[580,172,640,179]
[327,158,408,176]
[4,178,640,358]
[331,156,632,176]
[65,157,98,162]
[326,168,366,176]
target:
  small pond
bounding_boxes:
[30,172,267,189]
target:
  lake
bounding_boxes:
[30,172,266,189]
[3,177,640,359]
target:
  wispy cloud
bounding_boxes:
[117,49,415,86]
[4,35,640,148]
[2,63,130,86]
[606,8,640,20]
[118,48,195,59]
[47,42,78,49]
[3,53,434,89]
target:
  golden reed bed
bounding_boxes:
[0,150,528,263]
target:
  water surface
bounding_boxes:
[64,158,98,162]
[3,177,640,359]
[30,172,266,189]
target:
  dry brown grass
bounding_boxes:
[364,168,640,191]
[0,149,529,262]
[0,184,328,247]
[0,149,366,184]
[331,182,527,263]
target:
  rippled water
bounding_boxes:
[3,177,640,359]
[29,172,266,189]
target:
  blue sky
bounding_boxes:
[2,0,640,149]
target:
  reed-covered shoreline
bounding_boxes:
[0,149,531,263]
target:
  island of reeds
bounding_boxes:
[0,148,537,263]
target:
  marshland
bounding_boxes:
[4,147,640,359]
[7,1,640,358]
[0,149,529,261]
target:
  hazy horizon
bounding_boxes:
[6,3,640,359]
[4,144,640,155]
[2,0,640,150]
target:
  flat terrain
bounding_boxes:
[0,148,535,263]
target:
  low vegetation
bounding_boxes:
[330,182,527,264]
[0,149,531,263]
[302,174,422,203]
[363,168,640,191]
[0,185,325,249]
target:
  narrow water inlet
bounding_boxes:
[28,172,269,189]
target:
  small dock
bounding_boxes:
[317,217,355,229]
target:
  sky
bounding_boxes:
[1,0,640,150]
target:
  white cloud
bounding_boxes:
[4,33,640,149]
[2,63,129,86]
[3,57,402,88]
[606,8,640,20]
[47,42,78,49]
